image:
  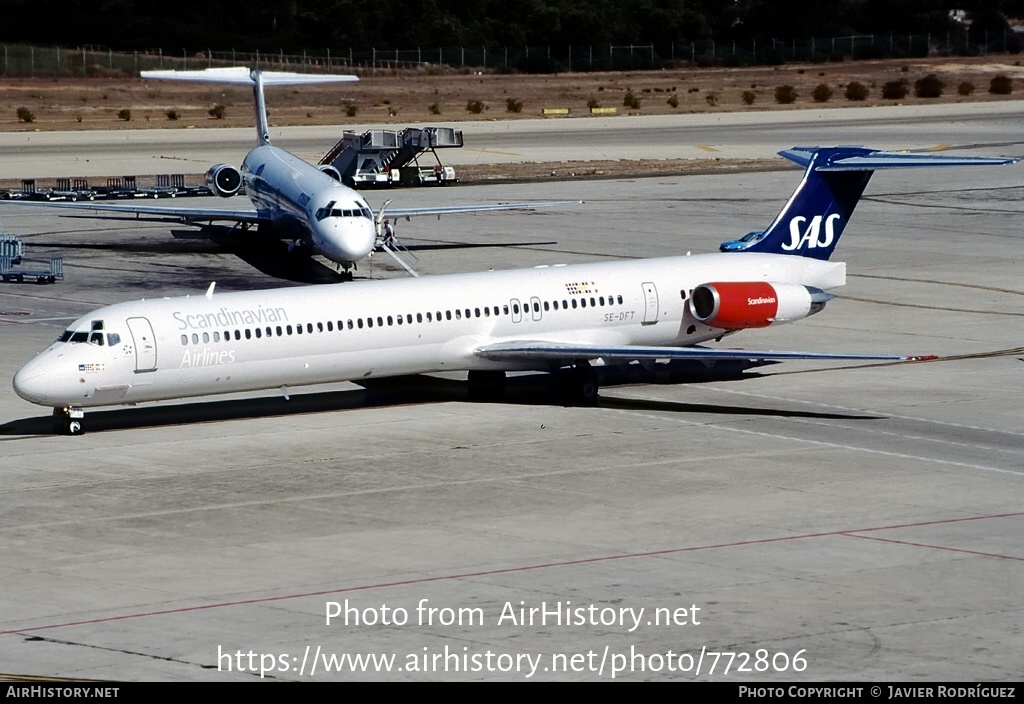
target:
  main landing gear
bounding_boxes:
[467,364,600,406]
[562,363,599,406]
[53,406,85,435]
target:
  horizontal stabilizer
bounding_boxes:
[475,341,919,363]
[140,67,358,85]
[779,146,1018,171]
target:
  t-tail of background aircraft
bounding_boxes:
[12,145,1016,434]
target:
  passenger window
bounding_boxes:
[234,330,241,341]
[388,316,394,326]
[278,326,284,335]
[255,328,262,338]
[572,300,578,309]
[357,319,363,329]
[245,329,252,339]
[192,333,199,344]
[377,317,383,327]
[446,311,452,321]
[203,332,210,343]
[181,335,188,345]
[417,313,423,323]
[308,323,314,333]
[367,318,374,328]
[214,332,221,342]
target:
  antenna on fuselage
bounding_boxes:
[138,67,359,148]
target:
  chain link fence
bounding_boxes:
[1,32,1019,77]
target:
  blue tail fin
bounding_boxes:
[737,146,1018,260]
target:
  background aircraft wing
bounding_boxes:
[474,341,927,363]
[1,199,265,225]
[384,200,583,219]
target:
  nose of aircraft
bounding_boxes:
[311,216,377,266]
[12,353,59,406]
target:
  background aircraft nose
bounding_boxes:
[313,218,377,264]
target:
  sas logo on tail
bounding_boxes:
[782,213,841,251]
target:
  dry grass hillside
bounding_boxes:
[1,54,1022,132]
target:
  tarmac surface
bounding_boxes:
[0,107,1022,681]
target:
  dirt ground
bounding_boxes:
[1,54,1021,185]
[2,54,1022,132]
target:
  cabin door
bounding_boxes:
[641,282,659,325]
[126,317,158,372]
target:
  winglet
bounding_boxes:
[205,282,216,300]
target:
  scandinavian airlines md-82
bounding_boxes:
[6,67,579,276]
[13,146,1016,434]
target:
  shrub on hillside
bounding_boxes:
[811,84,833,102]
[774,85,797,104]
[989,75,1013,95]
[881,80,908,100]
[914,74,944,98]
[844,81,869,100]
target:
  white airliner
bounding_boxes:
[13,146,1016,434]
[6,67,579,276]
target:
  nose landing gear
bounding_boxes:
[53,406,85,435]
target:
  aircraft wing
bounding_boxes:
[474,341,927,363]
[384,200,583,219]
[0,199,265,225]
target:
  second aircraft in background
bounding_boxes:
[6,67,580,277]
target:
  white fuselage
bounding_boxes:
[13,253,844,409]
[242,144,377,264]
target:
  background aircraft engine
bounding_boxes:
[319,165,342,181]
[689,281,828,329]
[205,164,243,197]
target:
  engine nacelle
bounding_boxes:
[688,281,832,330]
[205,163,243,197]
[319,165,342,182]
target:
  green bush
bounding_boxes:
[742,90,756,105]
[914,74,944,98]
[881,80,908,99]
[958,81,975,96]
[989,75,1013,95]
[623,89,641,109]
[345,103,358,117]
[666,95,679,108]
[117,108,131,121]
[16,106,34,123]
[165,109,180,120]
[466,99,486,114]
[811,84,833,102]
[208,104,225,119]
[774,85,798,104]
[586,97,600,109]
[505,97,523,113]
[428,102,441,115]
[844,81,869,101]
[705,92,718,106]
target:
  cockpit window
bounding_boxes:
[59,330,73,342]
[107,333,121,346]
[315,202,374,221]
[89,332,105,346]
[70,332,88,343]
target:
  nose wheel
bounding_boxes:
[52,406,85,435]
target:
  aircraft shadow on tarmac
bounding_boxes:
[0,362,881,437]
[30,225,559,284]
